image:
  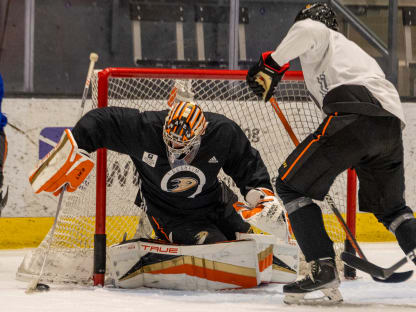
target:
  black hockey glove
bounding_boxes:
[246,51,290,102]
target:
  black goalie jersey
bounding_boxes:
[72,107,272,218]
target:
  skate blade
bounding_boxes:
[283,288,343,305]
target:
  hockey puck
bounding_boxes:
[36,283,50,291]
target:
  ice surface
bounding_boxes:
[1,242,415,312]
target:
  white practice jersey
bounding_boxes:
[271,18,405,126]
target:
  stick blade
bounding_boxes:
[25,278,40,294]
[341,252,413,283]
[341,252,384,278]
[25,276,51,294]
[26,280,50,294]
[372,271,413,283]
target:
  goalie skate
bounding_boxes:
[283,257,343,305]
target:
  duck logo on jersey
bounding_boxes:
[161,165,206,198]
[169,177,198,193]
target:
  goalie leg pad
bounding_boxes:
[272,242,299,283]
[108,238,264,290]
[29,129,94,195]
[237,233,299,284]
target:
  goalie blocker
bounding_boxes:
[29,129,94,196]
[108,234,298,290]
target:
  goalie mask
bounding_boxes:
[294,2,339,31]
[163,101,207,168]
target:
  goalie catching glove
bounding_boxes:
[234,188,289,241]
[29,129,94,196]
[246,51,289,102]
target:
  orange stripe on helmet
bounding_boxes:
[186,105,196,122]
[194,115,205,134]
[178,102,189,119]
[189,110,201,129]
[171,101,183,119]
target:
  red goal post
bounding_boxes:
[92,67,357,285]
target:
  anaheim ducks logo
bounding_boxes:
[169,177,198,193]
[161,165,206,198]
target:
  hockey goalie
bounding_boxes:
[24,82,298,290]
[108,189,298,290]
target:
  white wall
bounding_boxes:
[2,99,89,217]
[403,103,416,208]
[1,99,415,217]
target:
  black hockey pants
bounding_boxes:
[148,183,251,245]
[276,113,414,260]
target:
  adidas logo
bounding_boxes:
[208,156,218,164]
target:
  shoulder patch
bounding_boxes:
[142,151,158,167]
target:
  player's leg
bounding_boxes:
[355,116,416,264]
[277,113,362,258]
[276,113,363,304]
[145,183,246,244]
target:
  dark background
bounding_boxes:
[0,0,415,98]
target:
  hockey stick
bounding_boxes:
[326,195,412,282]
[269,97,413,283]
[26,184,67,293]
[79,52,99,120]
[341,250,415,282]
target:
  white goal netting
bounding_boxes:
[17,68,354,285]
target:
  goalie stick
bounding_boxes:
[269,97,413,283]
[79,52,99,119]
[26,184,67,293]
[26,53,99,292]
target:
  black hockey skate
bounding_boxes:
[283,257,343,305]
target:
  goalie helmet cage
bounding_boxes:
[17,67,357,286]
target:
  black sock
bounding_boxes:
[395,218,416,265]
[288,203,335,262]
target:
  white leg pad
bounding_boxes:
[237,233,299,284]
[108,238,268,290]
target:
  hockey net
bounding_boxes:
[17,68,356,286]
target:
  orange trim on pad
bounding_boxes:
[150,264,258,288]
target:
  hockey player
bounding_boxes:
[29,100,284,246]
[246,2,416,305]
[0,74,8,213]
